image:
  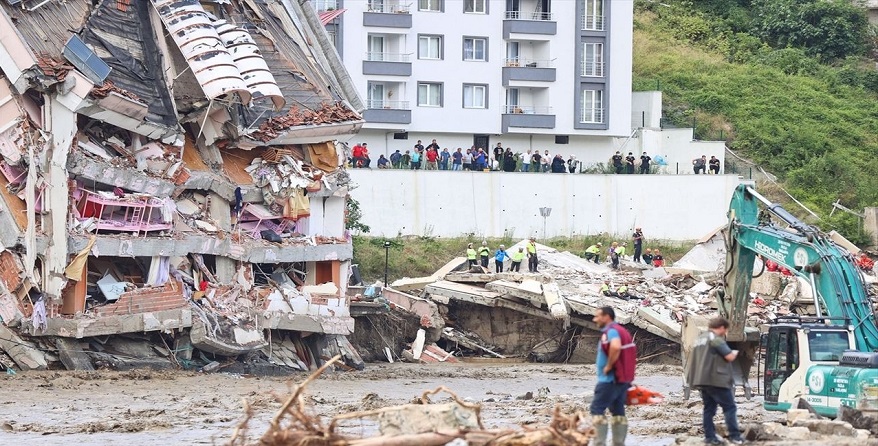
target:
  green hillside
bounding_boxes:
[633,0,878,243]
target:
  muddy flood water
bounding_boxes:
[0,362,785,445]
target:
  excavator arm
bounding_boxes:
[722,184,878,351]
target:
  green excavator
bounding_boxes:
[684,184,878,417]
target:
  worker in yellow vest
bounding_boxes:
[510,247,525,272]
[585,243,602,264]
[478,241,491,268]
[527,237,538,272]
[466,243,477,268]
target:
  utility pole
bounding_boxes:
[539,207,552,241]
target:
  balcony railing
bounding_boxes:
[367,2,411,13]
[504,58,554,68]
[581,61,605,77]
[504,105,553,114]
[582,15,605,30]
[580,108,605,124]
[504,10,553,21]
[366,100,410,109]
[365,52,412,62]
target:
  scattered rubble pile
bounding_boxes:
[358,232,845,363]
[230,356,595,446]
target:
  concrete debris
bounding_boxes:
[0,0,366,373]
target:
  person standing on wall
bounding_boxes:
[527,237,538,272]
[510,247,525,272]
[503,148,517,172]
[639,152,651,174]
[494,245,509,273]
[439,148,450,170]
[493,142,504,170]
[466,243,477,268]
[590,306,636,446]
[462,148,473,171]
[425,146,439,170]
[478,241,491,268]
[625,152,636,174]
[693,155,707,174]
[522,149,532,172]
[632,228,644,263]
[531,151,542,173]
[452,148,463,171]
[390,150,402,169]
[567,155,579,173]
[410,149,421,170]
[684,317,745,445]
[612,151,624,174]
[709,156,721,174]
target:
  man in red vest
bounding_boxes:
[591,306,636,446]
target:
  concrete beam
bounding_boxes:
[22,308,193,338]
[0,192,21,249]
[425,280,501,307]
[0,324,47,369]
[493,297,599,331]
[636,307,682,339]
[259,312,355,335]
[63,235,353,264]
[56,337,95,370]
[67,154,178,197]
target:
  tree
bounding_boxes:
[752,0,869,62]
[345,196,370,233]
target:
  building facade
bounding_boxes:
[319,0,633,157]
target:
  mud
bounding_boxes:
[0,362,808,445]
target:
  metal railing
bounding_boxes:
[313,0,338,11]
[366,100,410,110]
[504,58,554,68]
[366,2,411,13]
[581,61,604,77]
[580,108,605,123]
[504,10,553,21]
[581,15,605,30]
[503,105,553,114]
[365,52,412,62]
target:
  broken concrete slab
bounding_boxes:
[541,282,568,320]
[637,306,682,339]
[485,279,543,307]
[0,324,47,370]
[390,257,468,291]
[425,280,501,307]
[56,337,94,370]
[445,272,496,283]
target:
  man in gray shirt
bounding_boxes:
[684,317,745,445]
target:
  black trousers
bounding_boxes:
[495,261,504,273]
[510,261,521,272]
[585,252,600,264]
[528,254,538,272]
[480,256,489,268]
[634,245,642,263]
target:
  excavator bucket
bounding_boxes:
[681,314,756,400]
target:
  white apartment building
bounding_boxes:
[317,0,634,160]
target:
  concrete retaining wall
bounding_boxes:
[349,170,744,240]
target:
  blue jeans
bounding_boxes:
[590,382,629,416]
[701,386,741,440]
[522,163,530,172]
[452,164,461,171]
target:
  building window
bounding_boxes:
[419,0,442,12]
[418,82,443,107]
[463,84,487,109]
[582,0,604,31]
[464,0,485,13]
[313,0,338,11]
[418,35,442,60]
[555,135,569,144]
[582,43,604,77]
[367,82,385,109]
[463,37,487,62]
[581,89,604,123]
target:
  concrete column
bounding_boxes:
[208,192,236,283]
[42,97,76,300]
[865,207,878,249]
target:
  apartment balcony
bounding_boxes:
[501,105,555,132]
[363,2,412,28]
[362,52,412,76]
[581,14,605,32]
[363,100,411,124]
[502,59,556,85]
[581,61,605,78]
[502,11,557,37]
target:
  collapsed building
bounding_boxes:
[0,0,368,372]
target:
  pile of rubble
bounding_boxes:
[367,233,833,362]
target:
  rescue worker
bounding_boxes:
[591,307,636,446]
[466,243,477,268]
[652,249,664,268]
[600,282,619,298]
[632,228,643,263]
[478,241,491,268]
[527,237,538,272]
[494,245,509,273]
[642,248,654,266]
[608,242,620,270]
[585,243,602,264]
[684,317,745,445]
[615,242,628,260]
[510,247,525,272]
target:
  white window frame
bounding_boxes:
[463,84,487,109]
[418,82,443,107]
[464,0,486,13]
[582,42,604,77]
[581,89,604,123]
[418,0,442,12]
[418,35,442,60]
[583,0,604,31]
[463,37,487,62]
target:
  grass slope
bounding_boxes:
[633,10,878,242]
